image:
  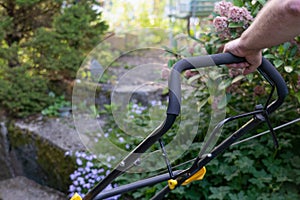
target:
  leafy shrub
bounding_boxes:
[0,66,53,118]
[0,1,109,118]
[30,2,109,81]
[41,94,71,117]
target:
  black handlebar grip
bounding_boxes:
[167,53,288,115]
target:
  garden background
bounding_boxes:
[0,0,299,199]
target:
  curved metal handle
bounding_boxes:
[167,53,288,115]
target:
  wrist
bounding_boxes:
[239,32,262,55]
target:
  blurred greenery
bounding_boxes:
[1,0,299,199]
[103,0,300,199]
[0,0,108,117]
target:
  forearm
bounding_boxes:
[240,0,300,51]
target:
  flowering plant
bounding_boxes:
[67,151,119,199]
[213,1,253,40]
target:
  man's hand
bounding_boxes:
[223,38,262,75]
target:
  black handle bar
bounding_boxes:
[167,53,288,116]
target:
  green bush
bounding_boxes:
[0,1,109,118]
[0,66,53,118]
[30,2,109,81]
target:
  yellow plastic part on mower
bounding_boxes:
[182,167,206,185]
[70,193,82,200]
[168,179,178,190]
[168,167,206,190]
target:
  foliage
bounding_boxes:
[41,94,71,117]
[0,1,109,118]
[0,66,52,118]
[93,1,300,199]
[30,2,109,81]
[0,0,63,67]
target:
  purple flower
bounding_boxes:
[78,167,84,172]
[85,166,91,172]
[68,151,120,199]
[91,169,98,175]
[76,158,83,166]
[84,183,91,189]
[85,174,91,179]
[118,137,125,143]
[70,174,77,180]
[86,161,94,167]
[69,185,76,192]
[78,177,85,185]
[81,152,87,158]
[73,180,79,186]
[89,179,95,184]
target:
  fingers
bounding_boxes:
[227,62,250,68]
[229,63,258,75]
[223,39,262,75]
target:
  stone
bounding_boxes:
[0,176,65,200]
[0,122,15,180]
[7,117,85,193]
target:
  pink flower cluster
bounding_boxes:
[213,16,228,32]
[213,1,253,40]
[213,16,231,39]
[214,1,233,17]
[228,6,253,23]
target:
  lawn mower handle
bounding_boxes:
[167,53,288,116]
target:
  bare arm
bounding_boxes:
[224,0,300,74]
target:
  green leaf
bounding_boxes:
[187,74,202,84]
[295,91,300,103]
[257,0,267,5]
[290,45,298,57]
[246,73,254,82]
[283,42,291,51]
[218,79,232,90]
[217,95,228,109]
[263,54,276,59]
[228,22,244,28]
[197,99,208,112]
[168,59,176,68]
[231,75,244,84]
[273,60,284,68]
[209,186,231,200]
[233,0,244,6]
